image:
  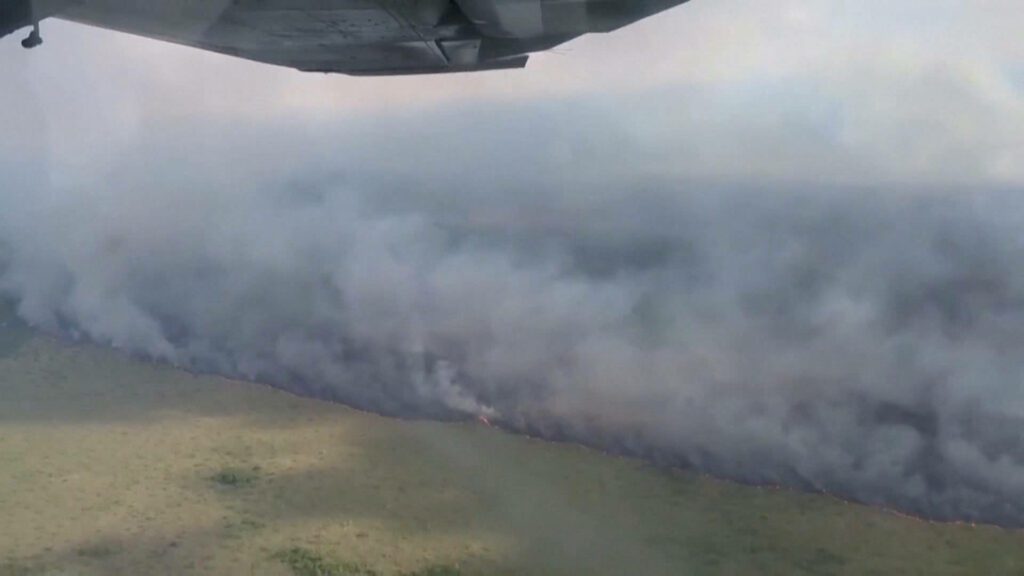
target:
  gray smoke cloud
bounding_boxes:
[0,35,1019,528]
[2,99,1024,527]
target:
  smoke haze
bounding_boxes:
[2,0,1024,526]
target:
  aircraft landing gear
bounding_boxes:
[21,22,41,49]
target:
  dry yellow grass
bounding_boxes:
[2,318,1024,575]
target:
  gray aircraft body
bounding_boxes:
[1,0,689,75]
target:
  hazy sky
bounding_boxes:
[2,1,1024,525]
[1,0,1021,187]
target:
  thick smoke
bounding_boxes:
[3,129,1024,525]
[1,32,1023,526]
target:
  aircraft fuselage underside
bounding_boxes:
[3,0,689,75]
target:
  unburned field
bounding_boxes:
[1,315,1023,575]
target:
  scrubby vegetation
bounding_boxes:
[0,562,37,576]
[210,467,260,487]
[401,566,462,576]
[273,547,379,576]
[75,543,118,559]
[273,548,463,576]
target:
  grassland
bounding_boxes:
[1,304,1023,575]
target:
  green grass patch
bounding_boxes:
[401,566,462,576]
[210,467,260,488]
[795,547,848,574]
[76,543,119,559]
[273,547,379,576]
[0,561,41,576]
[223,517,266,539]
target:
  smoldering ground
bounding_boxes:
[2,13,1024,527]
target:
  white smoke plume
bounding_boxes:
[2,103,1024,526]
[2,8,1023,524]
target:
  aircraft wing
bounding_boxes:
[2,0,689,76]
